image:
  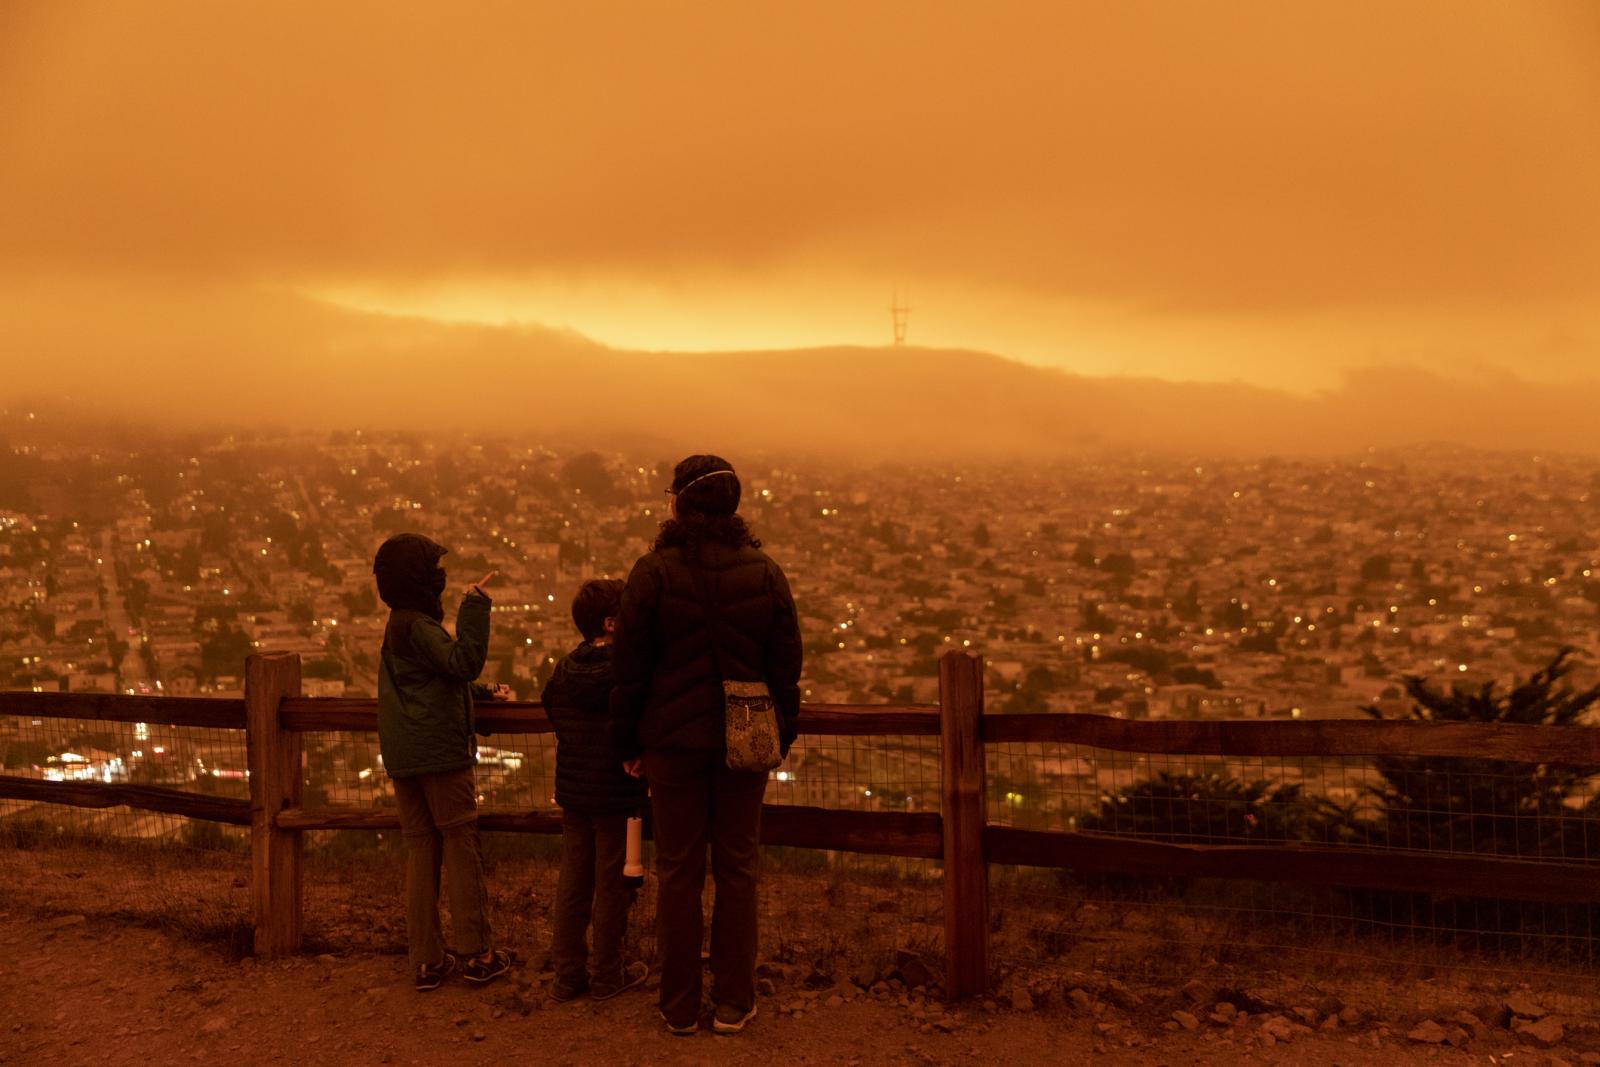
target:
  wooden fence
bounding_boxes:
[5,648,1600,999]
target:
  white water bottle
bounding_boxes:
[623,814,645,890]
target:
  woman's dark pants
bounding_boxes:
[643,747,768,1028]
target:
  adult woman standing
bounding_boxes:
[610,454,803,1036]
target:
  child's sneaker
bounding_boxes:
[591,961,648,1001]
[461,948,515,985]
[414,951,458,992]
[713,1003,757,1034]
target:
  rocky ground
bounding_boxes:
[5,844,1600,1065]
[4,905,1599,1067]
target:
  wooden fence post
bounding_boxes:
[246,652,303,957]
[939,649,989,999]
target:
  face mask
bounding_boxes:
[429,568,447,595]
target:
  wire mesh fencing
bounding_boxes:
[0,710,254,954]
[1,703,948,982]
[759,731,944,978]
[985,737,1600,1011]
[294,727,945,978]
[15,690,1600,1011]
[769,732,941,813]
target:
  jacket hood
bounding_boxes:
[374,533,448,622]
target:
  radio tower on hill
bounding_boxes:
[890,290,911,347]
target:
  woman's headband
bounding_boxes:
[670,469,738,495]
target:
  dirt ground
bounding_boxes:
[3,842,1598,1066]
[2,904,1585,1067]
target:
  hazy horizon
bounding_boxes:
[6,289,1600,461]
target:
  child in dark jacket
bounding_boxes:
[542,578,650,1002]
[373,532,514,991]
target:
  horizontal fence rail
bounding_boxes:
[986,828,1600,905]
[0,775,250,825]
[277,697,940,736]
[271,803,944,859]
[7,648,1600,999]
[0,690,246,729]
[983,711,1600,764]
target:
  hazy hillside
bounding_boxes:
[3,286,1599,458]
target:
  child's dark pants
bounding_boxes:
[552,810,636,990]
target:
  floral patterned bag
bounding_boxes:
[721,679,783,773]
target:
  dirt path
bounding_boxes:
[0,906,1546,1067]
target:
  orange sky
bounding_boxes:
[1,1,1598,391]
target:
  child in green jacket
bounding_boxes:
[374,532,513,991]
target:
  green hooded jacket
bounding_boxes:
[377,590,491,779]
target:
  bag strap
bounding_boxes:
[681,550,730,684]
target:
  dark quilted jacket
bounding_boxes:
[609,541,802,757]
[541,641,648,815]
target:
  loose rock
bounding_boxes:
[1509,992,1551,1020]
[1102,980,1142,1010]
[1407,1020,1447,1044]
[1259,1016,1298,1044]
[895,951,935,992]
[1172,1010,1199,1031]
[1515,1015,1566,1048]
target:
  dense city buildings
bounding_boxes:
[4,412,1599,808]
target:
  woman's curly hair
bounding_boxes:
[653,454,762,551]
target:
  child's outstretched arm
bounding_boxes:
[410,586,492,682]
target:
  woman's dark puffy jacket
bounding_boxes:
[609,541,802,758]
[541,641,648,815]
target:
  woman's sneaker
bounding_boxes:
[660,1010,698,1036]
[713,1003,757,1034]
